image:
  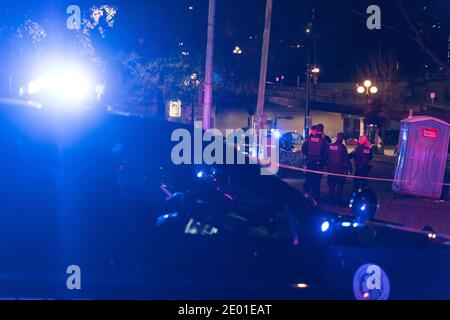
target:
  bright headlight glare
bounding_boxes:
[321,221,330,233]
[54,68,92,102]
[28,77,50,95]
[28,64,94,104]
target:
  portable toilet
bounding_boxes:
[393,116,450,199]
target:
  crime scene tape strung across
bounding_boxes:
[274,162,450,187]
[245,150,450,187]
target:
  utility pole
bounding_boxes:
[303,6,315,138]
[304,48,311,139]
[255,0,273,126]
[203,0,216,130]
[9,75,12,97]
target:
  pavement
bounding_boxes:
[283,153,450,236]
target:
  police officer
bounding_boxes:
[317,123,332,144]
[325,133,352,206]
[350,136,373,191]
[302,125,328,200]
[302,125,316,194]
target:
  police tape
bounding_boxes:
[239,143,450,187]
[249,156,450,187]
[276,162,450,187]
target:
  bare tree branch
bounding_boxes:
[349,4,450,74]
[397,0,450,73]
[348,7,418,44]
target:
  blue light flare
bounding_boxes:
[321,221,330,232]
[196,171,204,178]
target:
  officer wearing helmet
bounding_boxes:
[325,133,352,207]
[350,135,373,191]
[301,125,328,200]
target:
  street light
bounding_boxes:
[233,46,242,55]
[357,79,379,140]
[357,86,365,94]
[357,79,378,96]
[305,22,312,34]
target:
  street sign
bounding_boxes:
[313,74,318,85]
[430,92,436,104]
[169,100,182,118]
[255,114,268,130]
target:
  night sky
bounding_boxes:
[0,0,449,85]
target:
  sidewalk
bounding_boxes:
[283,154,450,236]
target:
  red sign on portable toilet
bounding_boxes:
[421,128,438,139]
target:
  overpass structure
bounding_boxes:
[266,84,450,123]
[267,84,366,116]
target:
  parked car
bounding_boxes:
[278,131,305,177]
[0,100,449,299]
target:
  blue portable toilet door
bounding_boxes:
[406,122,447,198]
[393,124,409,193]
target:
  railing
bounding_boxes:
[422,103,450,113]
[266,85,368,108]
[267,85,450,123]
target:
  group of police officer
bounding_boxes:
[301,124,373,206]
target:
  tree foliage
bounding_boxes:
[108,51,203,113]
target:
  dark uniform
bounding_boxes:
[317,124,332,144]
[350,145,373,191]
[325,141,352,206]
[301,133,328,200]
